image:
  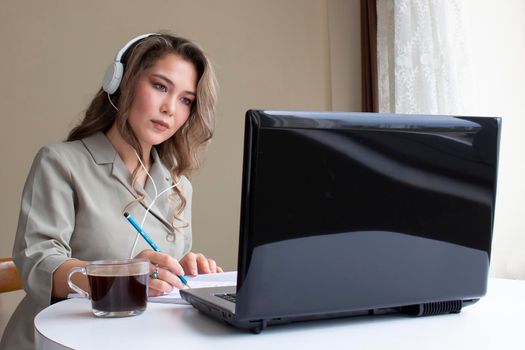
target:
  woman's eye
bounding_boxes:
[180,97,194,106]
[153,83,167,92]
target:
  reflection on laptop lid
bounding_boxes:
[181,110,501,333]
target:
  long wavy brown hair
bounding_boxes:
[67,33,218,237]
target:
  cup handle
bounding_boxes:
[67,267,89,298]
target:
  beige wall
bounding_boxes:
[0,0,362,337]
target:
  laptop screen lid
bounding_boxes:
[233,110,500,321]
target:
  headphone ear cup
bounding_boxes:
[102,62,124,94]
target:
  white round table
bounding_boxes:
[35,278,525,349]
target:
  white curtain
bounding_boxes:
[377,0,473,114]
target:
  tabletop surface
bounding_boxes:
[35,278,525,350]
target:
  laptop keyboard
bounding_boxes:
[215,293,236,303]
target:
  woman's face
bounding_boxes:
[127,53,197,149]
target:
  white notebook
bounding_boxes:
[68,271,237,305]
[149,271,237,304]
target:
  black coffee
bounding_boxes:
[88,274,148,312]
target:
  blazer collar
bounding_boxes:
[81,131,118,164]
[81,132,174,231]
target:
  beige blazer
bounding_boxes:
[0,132,192,350]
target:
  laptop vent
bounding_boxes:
[401,300,463,316]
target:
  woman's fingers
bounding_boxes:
[136,249,185,276]
[181,252,198,276]
[207,258,217,274]
[180,251,224,275]
[136,250,186,291]
[148,272,172,295]
[140,250,224,288]
[196,254,211,274]
[180,252,211,275]
[148,265,185,293]
[154,253,185,277]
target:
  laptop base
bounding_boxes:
[182,289,470,334]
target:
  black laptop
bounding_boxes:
[181,110,501,333]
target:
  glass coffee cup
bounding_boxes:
[67,258,149,317]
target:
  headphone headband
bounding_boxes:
[114,33,156,62]
[102,33,158,94]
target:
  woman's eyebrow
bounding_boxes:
[152,73,196,96]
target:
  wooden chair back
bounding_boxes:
[0,258,23,293]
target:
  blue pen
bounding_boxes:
[124,212,189,286]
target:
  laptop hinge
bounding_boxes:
[401,300,463,316]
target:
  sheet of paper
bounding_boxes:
[148,271,237,304]
[67,271,237,304]
[185,270,237,283]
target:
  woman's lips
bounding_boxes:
[151,120,169,131]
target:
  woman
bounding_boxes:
[1,33,222,349]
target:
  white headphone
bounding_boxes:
[102,33,157,94]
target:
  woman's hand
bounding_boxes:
[180,252,223,276]
[135,249,186,297]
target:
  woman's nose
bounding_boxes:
[162,97,176,116]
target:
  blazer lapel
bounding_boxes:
[111,155,141,199]
[82,132,174,231]
[142,148,176,230]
